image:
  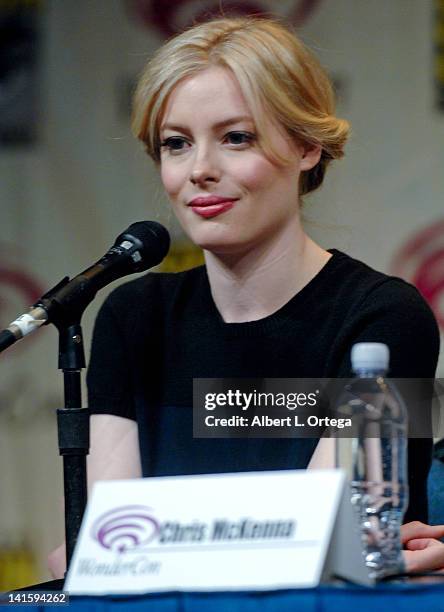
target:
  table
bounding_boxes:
[33,583,444,612]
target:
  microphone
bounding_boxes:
[0,221,170,353]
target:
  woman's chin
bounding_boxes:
[187,226,273,259]
[200,240,261,261]
[186,228,241,255]
[199,241,242,257]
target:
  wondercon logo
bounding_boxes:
[91,506,160,553]
[390,218,444,330]
[126,0,323,36]
[0,246,44,357]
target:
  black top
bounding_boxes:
[87,249,440,522]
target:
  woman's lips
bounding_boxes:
[189,199,238,218]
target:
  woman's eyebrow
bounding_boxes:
[160,115,254,133]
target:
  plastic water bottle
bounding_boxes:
[335,342,408,580]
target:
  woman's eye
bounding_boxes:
[160,137,188,153]
[225,131,255,145]
[160,131,255,155]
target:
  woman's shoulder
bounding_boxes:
[103,265,207,312]
[327,249,435,310]
[91,265,208,351]
[327,250,440,377]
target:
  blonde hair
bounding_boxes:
[132,16,350,195]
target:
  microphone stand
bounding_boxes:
[42,277,92,570]
[57,322,89,570]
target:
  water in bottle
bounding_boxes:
[334,342,408,580]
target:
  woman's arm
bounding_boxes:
[86,414,142,491]
[47,414,141,578]
[307,437,335,469]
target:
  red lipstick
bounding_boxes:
[189,196,238,218]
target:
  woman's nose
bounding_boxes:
[189,152,221,185]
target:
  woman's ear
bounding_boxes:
[300,143,322,171]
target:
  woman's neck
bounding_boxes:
[204,220,332,323]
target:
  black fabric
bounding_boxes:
[434,439,444,462]
[87,249,440,523]
[18,579,65,591]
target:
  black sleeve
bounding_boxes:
[336,279,440,523]
[87,290,137,421]
[335,279,440,379]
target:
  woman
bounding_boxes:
[50,16,442,576]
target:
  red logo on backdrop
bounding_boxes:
[126,0,322,36]
[390,220,444,331]
[0,247,44,355]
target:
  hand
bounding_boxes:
[401,521,444,572]
[47,542,66,579]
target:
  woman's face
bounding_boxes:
[159,66,319,255]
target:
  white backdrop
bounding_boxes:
[0,0,443,582]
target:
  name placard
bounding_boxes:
[65,469,370,594]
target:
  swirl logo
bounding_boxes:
[390,219,444,331]
[91,506,160,553]
[126,0,323,37]
[0,248,44,357]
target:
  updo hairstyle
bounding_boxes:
[132,16,350,196]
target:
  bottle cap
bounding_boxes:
[351,342,389,372]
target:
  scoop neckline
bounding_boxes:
[202,249,346,336]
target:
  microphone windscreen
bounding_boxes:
[116,221,171,271]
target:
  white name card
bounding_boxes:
[65,469,370,595]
